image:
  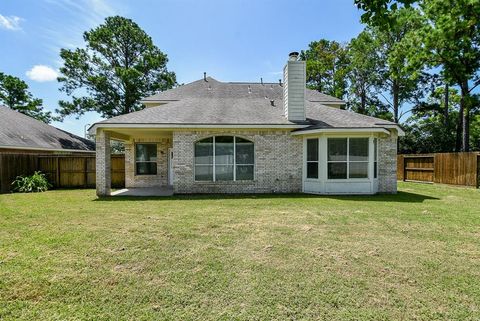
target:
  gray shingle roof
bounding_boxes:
[96,77,398,130]
[141,77,344,103]
[0,106,95,151]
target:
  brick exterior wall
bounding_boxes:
[378,134,398,194]
[95,130,111,196]
[172,130,303,194]
[124,137,171,188]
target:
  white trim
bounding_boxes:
[0,145,94,153]
[380,124,405,136]
[89,123,306,134]
[168,148,174,186]
[291,127,391,136]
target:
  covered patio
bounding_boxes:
[95,128,174,197]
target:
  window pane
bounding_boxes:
[374,138,378,162]
[136,162,157,175]
[236,137,254,164]
[195,165,213,181]
[349,138,369,161]
[195,138,213,165]
[307,139,319,161]
[215,136,234,165]
[215,165,234,181]
[374,162,378,179]
[307,162,318,179]
[236,165,254,180]
[135,144,157,162]
[328,162,347,179]
[349,162,368,178]
[328,138,347,161]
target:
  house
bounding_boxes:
[0,106,95,154]
[89,52,403,196]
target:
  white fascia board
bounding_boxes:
[291,127,391,136]
[88,123,307,135]
[379,124,405,136]
[0,145,95,153]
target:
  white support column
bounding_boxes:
[96,129,111,197]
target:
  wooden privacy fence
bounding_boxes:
[398,152,480,187]
[0,154,125,193]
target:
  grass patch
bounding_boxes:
[1,182,479,320]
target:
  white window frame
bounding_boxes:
[194,136,255,182]
[373,138,378,179]
[326,137,370,181]
[306,138,319,179]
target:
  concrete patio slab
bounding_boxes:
[111,187,174,197]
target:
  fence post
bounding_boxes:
[84,157,88,188]
[55,157,60,187]
[477,154,480,188]
[403,155,407,181]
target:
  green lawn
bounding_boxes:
[0,182,479,320]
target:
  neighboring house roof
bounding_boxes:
[0,106,95,152]
[93,77,400,133]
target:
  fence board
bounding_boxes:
[0,154,125,193]
[398,152,479,187]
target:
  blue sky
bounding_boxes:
[0,0,364,136]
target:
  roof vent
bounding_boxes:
[260,77,263,85]
[289,52,299,61]
[248,85,252,93]
[279,79,282,86]
[203,72,207,82]
[270,99,275,107]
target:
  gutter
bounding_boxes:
[88,123,308,135]
[290,127,393,136]
[0,145,95,153]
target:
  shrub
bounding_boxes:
[12,171,52,193]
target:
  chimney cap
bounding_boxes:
[288,52,299,61]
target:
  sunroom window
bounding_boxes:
[306,138,319,179]
[194,136,254,181]
[135,143,157,175]
[327,138,369,179]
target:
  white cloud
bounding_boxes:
[0,14,23,31]
[41,0,125,54]
[26,65,59,82]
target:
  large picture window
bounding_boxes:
[194,136,254,181]
[328,138,369,179]
[135,143,157,175]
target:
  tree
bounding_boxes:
[354,0,415,25]
[372,7,428,123]
[0,72,54,123]
[400,86,460,153]
[57,16,176,119]
[415,0,480,151]
[355,0,480,151]
[300,40,349,99]
[345,30,390,118]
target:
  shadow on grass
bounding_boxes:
[93,191,438,203]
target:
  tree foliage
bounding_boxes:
[300,40,349,99]
[57,16,176,119]
[345,30,390,118]
[355,0,480,151]
[0,72,54,123]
